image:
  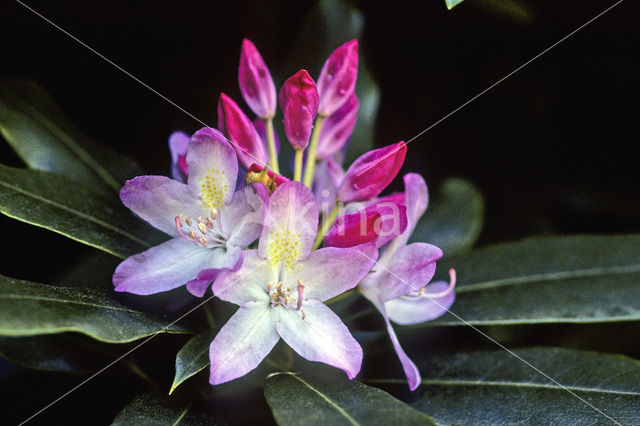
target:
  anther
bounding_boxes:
[185,216,192,226]
[198,216,205,224]
[189,230,197,240]
[267,282,274,291]
[206,218,214,229]
[198,223,208,234]
[210,208,218,220]
[199,237,208,246]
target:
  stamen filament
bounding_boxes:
[424,269,457,298]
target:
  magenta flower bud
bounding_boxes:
[217,93,267,169]
[316,94,359,160]
[317,39,359,117]
[337,141,407,203]
[238,39,276,119]
[278,69,319,150]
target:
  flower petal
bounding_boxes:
[186,127,238,209]
[209,300,279,385]
[397,173,429,246]
[213,250,272,306]
[168,130,190,182]
[120,175,205,236]
[238,39,277,120]
[113,238,231,295]
[316,94,359,160]
[386,280,455,325]
[317,39,359,117]
[258,181,318,271]
[219,184,268,249]
[276,300,362,379]
[284,242,378,302]
[361,242,442,302]
[217,94,267,169]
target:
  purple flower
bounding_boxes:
[168,130,190,183]
[113,128,268,296]
[209,181,378,385]
[317,39,359,117]
[278,69,320,150]
[238,38,277,120]
[358,173,456,391]
[337,141,407,203]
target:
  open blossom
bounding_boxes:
[113,127,267,296]
[358,173,455,390]
[209,181,378,384]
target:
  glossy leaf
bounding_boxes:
[170,332,212,394]
[371,347,640,425]
[0,165,153,259]
[410,178,484,256]
[112,393,218,425]
[445,0,465,10]
[265,372,436,425]
[0,274,187,343]
[430,235,640,326]
[0,80,144,197]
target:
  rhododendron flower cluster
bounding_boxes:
[113,38,455,388]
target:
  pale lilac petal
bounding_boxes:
[186,267,233,298]
[397,173,429,246]
[276,300,362,379]
[313,160,339,216]
[219,184,268,248]
[316,94,359,160]
[258,181,318,267]
[209,301,279,385]
[212,250,273,306]
[361,242,442,302]
[386,280,455,325]
[120,175,205,236]
[186,127,238,208]
[113,238,222,295]
[169,130,190,182]
[283,243,378,302]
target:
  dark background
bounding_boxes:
[0,0,638,424]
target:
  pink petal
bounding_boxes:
[283,242,378,302]
[213,250,272,306]
[276,300,362,379]
[238,39,277,120]
[316,94,359,160]
[186,268,223,297]
[317,39,359,117]
[337,141,407,203]
[217,93,267,169]
[396,173,429,246]
[386,280,455,325]
[209,301,279,385]
[219,184,268,249]
[120,175,205,237]
[186,127,238,209]
[278,69,319,150]
[113,238,236,295]
[258,181,318,266]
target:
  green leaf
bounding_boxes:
[0,80,144,197]
[410,178,484,256]
[112,393,218,425]
[430,235,640,326]
[445,0,465,10]
[170,332,212,394]
[370,347,640,425]
[0,274,187,343]
[265,372,436,425]
[0,164,153,259]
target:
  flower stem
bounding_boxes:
[265,118,279,174]
[302,115,325,187]
[293,149,304,182]
[313,203,340,249]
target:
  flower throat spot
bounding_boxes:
[200,168,229,210]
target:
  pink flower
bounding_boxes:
[317,39,359,117]
[337,141,407,203]
[217,93,267,169]
[316,94,359,161]
[278,70,319,150]
[238,39,276,120]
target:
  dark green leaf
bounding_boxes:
[429,235,640,326]
[410,178,484,256]
[0,164,153,258]
[0,274,187,343]
[445,0,465,9]
[0,80,144,196]
[265,372,435,425]
[170,332,212,394]
[112,393,217,425]
[371,347,640,425]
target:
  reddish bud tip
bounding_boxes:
[317,39,359,117]
[278,69,319,150]
[239,39,276,119]
[218,93,267,169]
